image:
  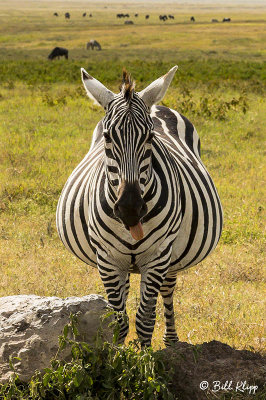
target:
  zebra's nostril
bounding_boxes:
[140,202,148,215]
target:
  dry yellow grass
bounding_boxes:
[0,1,265,354]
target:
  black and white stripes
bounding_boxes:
[56,67,223,346]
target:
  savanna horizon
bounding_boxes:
[0,0,265,352]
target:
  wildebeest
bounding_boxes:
[86,40,101,51]
[134,13,138,17]
[168,15,175,19]
[53,13,58,17]
[89,14,93,17]
[191,16,195,22]
[117,13,130,18]
[65,12,70,19]
[145,15,149,19]
[212,19,219,23]
[48,47,68,60]
[159,15,168,21]
[223,18,231,22]
[83,13,86,17]
[124,20,134,25]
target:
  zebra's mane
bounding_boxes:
[120,69,135,101]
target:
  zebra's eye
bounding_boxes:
[103,131,112,142]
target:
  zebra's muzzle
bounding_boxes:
[114,181,147,240]
[114,202,147,228]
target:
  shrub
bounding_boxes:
[0,313,174,400]
[164,87,249,121]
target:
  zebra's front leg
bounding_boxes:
[136,280,159,347]
[98,260,130,344]
[160,268,179,346]
[137,255,172,347]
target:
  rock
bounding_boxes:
[0,294,112,383]
[160,340,266,399]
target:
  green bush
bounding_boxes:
[0,314,174,400]
[163,87,249,121]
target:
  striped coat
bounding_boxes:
[56,67,223,346]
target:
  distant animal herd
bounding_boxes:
[52,11,232,24]
[53,12,92,19]
[48,12,232,60]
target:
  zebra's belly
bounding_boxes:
[57,205,221,275]
[56,187,99,268]
[56,211,98,268]
[56,134,222,273]
[170,198,222,270]
[57,183,221,274]
[87,215,175,269]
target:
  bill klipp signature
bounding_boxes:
[199,380,258,394]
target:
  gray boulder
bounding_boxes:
[0,294,112,383]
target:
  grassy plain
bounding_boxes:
[0,0,265,354]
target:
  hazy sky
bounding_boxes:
[28,0,266,3]
[86,0,266,3]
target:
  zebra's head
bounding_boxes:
[81,66,178,240]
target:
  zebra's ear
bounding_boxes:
[138,66,178,110]
[81,68,114,109]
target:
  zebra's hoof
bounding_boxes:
[163,336,179,347]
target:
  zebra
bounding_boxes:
[86,40,101,51]
[56,67,223,347]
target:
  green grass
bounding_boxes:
[0,0,265,360]
[0,59,265,86]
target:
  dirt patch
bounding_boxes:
[159,340,265,399]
